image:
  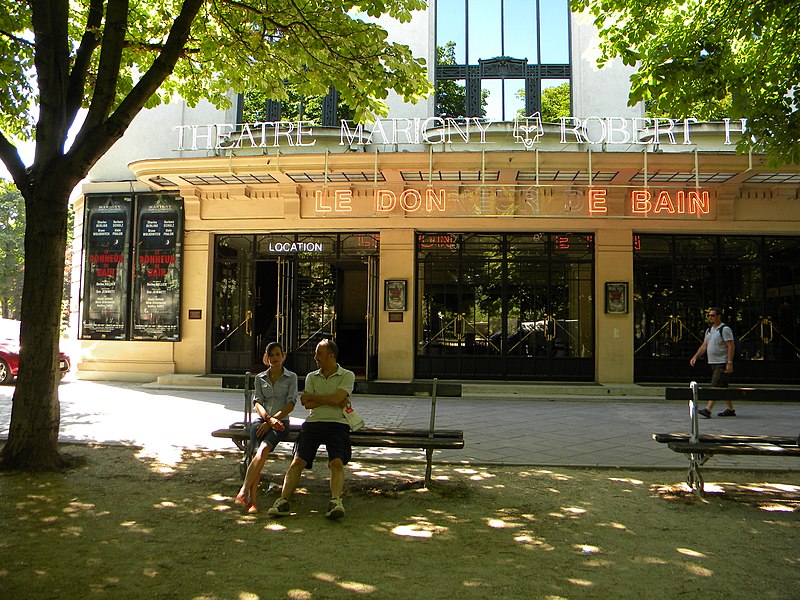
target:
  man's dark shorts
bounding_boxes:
[249,418,291,452]
[294,421,352,469]
[710,364,730,388]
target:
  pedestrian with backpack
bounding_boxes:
[690,307,736,418]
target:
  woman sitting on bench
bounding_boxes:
[235,342,298,513]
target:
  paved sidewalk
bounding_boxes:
[1,379,798,471]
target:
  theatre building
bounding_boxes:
[71,2,800,386]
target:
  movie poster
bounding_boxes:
[132,195,183,341]
[81,195,132,339]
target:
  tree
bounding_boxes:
[0,181,25,319]
[435,42,469,118]
[516,82,572,122]
[572,0,800,164]
[435,41,489,118]
[242,84,356,124]
[0,0,430,471]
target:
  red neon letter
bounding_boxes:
[376,190,396,211]
[425,188,446,212]
[630,190,652,215]
[652,190,676,214]
[400,189,422,212]
[334,189,352,212]
[688,190,710,215]
[588,189,607,214]
[315,190,331,213]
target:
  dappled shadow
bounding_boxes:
[654,478,800,512]
[1,445,798,599]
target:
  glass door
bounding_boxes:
[417,232,594,380]
[211,236,254,373]
[366,255,379,379]
[291,259,337,375]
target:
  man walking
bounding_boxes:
[268,338,355,519]
[690,307,736,418]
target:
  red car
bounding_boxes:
[0,320,71,384]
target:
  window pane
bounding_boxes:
[540,0,570,63]
[468,0,502,62]
[504,79,526,121]
[482,79,503,121]
[437,0,466,63]
[504,0,537,60]
[541,79,571,120]
[437,79,468,118]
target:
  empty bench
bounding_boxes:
[654,381,800,494]
[212,374,464,487]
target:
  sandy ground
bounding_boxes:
[1,443,798,599]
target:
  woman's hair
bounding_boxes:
[265,341,285,355]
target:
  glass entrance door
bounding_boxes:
[212,234,380,378]
[416,232,594,380]
[365,255,379,379]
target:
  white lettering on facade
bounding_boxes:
[175,117,749,151]
[268,242,324,253]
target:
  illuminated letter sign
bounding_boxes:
[588,189,607,214]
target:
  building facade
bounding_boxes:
[71,1,800,385]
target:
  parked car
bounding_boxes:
[0,319,70,384]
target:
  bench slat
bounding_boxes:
[667,441,800,456]
[664,387,800,401]
[653,433,797,445]
[212,427,465,449]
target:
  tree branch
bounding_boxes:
[80,0,129,132]
[64,0,205,175]
[0,133,28,193]
[30,0,71,177]
[66,0,105,125]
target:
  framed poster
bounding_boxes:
[384,280,407,311]
[605,282,628,314]
[81,195,132,340]
[132,195,184,340]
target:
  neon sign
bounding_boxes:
[588,189,710,216]
[313,187,713,218]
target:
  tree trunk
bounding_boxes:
[0,178,72,471]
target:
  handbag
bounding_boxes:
[343,402,365,431]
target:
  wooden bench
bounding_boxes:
[664,386,800,402]
[654,381,800,495]
[212,374,464,487]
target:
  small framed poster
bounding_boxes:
[605,282,628,314]
[384,280,407,311]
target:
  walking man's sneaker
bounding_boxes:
[267,497,291,517]
[325,497,345,519]
[698,408,712,419]
[718,409,736,417]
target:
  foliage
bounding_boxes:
[0,1,430,146]
[571,0,800,164]
[540,83,572,122]
[516,83,572,122]
[0,0,432,471]
[435,42,489,118]
[242,86,355,124]
[0,181,24,318]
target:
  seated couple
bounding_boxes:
[235,338,355,519]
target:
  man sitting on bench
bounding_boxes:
[268,339,355,520]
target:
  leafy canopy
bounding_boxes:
[0,0,431,145]
[571,0,800,164]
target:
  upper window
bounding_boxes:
[436,0,571,121]
[239,85,354,127]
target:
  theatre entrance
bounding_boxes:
[211,233,380,379]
